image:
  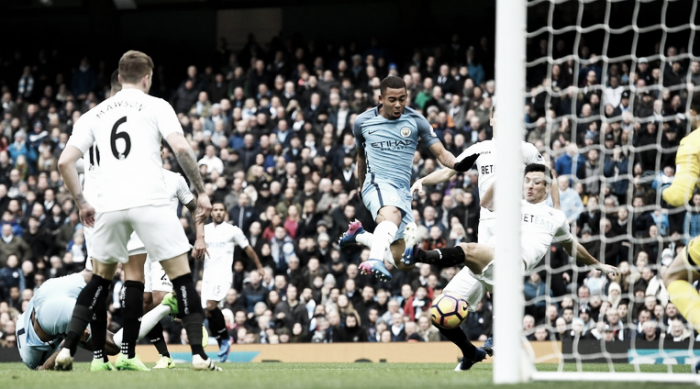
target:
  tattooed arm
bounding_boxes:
[166,132,212,223]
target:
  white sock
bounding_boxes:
[369,221,397,262]
[383,249,396,267]
[356,231,373,247]
[356,231,396,265]
[113,304,172,348]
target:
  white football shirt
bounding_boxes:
[163,169,194,213]
[458,140,544,220]
[66,88,183,213]
[78,142,103,209]
[520,199,573,271]
[203,222,249,278]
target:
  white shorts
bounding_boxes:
[443,267,485,311]
[471,244,539,293]
[477,218,496,246]
[84,226,94,271]
[127,233,147,256]
[91,204,190,264]
[201,276,232,306]
[144,257,173,293]
[84,225,94,259]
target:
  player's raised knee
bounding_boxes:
[458,243,475,259]
[378,206,402,224]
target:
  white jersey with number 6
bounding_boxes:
[66,88,183,213]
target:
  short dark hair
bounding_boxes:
[212,201,227,211]
[118,50,154,83]
[524,163,545,175]
[379,76,406,95]
[524,163,552,182]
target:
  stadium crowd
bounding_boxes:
[0,33,698,348]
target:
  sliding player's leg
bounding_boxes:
[415,242,494,272]
[438,268,489,371]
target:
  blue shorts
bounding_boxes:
[362,179,414,241]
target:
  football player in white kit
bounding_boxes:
[203,202,264,362]
[411,105,559,246]
[406,106,558,370]
[56,50,219,372]
[416,164,619,297]
[77,71,204,370]
[414,164,618,370]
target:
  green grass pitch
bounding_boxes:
[0,363,693,389]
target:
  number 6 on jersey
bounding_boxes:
[111,116,131,160]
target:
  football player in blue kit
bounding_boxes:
[339,76,473,281]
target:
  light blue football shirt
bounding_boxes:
[353,105,439,189]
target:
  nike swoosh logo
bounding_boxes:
[368,130,377,134]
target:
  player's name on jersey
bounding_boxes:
[95,99,144,119]
[206,241,230,248]
[522,212,556,232]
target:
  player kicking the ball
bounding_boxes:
[340,75,467,282]
[412,164,617,370]
[413,163,618,293]
[203,202,264,362]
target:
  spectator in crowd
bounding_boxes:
[0,36,694,350]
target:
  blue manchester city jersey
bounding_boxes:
[353,106,439,189]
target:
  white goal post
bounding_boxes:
[495,0,700,384]
[494,0,526,384]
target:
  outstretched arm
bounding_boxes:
[548,165,560,210]
[411,168,458,195]
[428,142,456,170]
[38,331,118,370]
[560,240,618,276]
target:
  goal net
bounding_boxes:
[495,0,700,383]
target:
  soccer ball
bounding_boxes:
[430,292,469,329]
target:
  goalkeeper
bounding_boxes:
[661,117,700,372]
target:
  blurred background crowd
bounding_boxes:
[0,29,697,348]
